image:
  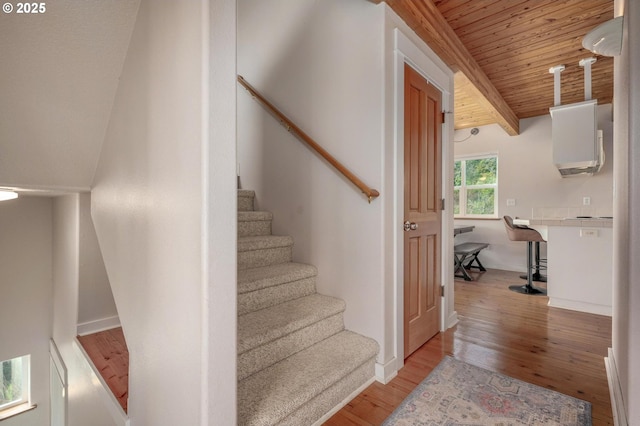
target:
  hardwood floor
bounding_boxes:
[77,327,129,412]
[72,269,612,424]
[325,269,613,425]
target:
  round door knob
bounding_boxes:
[403,221,418,231]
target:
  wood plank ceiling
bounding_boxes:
[382,0,614,135]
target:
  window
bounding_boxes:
[454,155,498,218]
[0,355,30,412]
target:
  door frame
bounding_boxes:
[392,29,456,367]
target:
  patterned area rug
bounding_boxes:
[383,356,591,425]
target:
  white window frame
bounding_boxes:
[454,153,499,219]
[0,354,30,413]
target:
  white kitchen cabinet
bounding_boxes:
[547,225,613,316]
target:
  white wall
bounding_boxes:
[52,195,118,426]
[612,0,640,423]
[91,0,237,424]
[0,197,52,426]
[453,105,614,271]
[238,0,386,359]
[77,193,118,332]
[0,0,139,191]
[0,188,123,426]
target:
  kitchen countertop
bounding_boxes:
[513,217,613,228]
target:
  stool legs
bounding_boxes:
[509,241,547,295]
[519,241,547,282]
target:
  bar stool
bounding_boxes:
[520,243,547,282]
[503,216,547,295]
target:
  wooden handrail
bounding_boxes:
[237,75,380,203]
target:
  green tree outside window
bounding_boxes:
[454,155,498,217]
[1,356,26,410]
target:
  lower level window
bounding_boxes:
[1,355,30,412]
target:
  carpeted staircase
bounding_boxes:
[237,189,379,426]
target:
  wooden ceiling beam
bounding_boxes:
[380,0,520,136]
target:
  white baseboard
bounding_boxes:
[605,348,628,426]
[446,310,459,329]
[311,376,376,426]
[547,298,612,316]
[375,358,399,384]
[483,262,522,273]
[77,315,121,336]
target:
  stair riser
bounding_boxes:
[238,263,318,295]
[238,246,292,270]
[238,220,272,237]
[279,358,376,426]
[238,195,255,212]
[238,314,344,381]
[238,277,316,316]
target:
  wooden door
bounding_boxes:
[403,63,442,358]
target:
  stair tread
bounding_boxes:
[238,190,256,212]
[238,211,273,222]
[238,262,317,294]
[238,294,345,354]
[238,331,379,426]
[238,235,293,252]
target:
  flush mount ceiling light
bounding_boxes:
[0,190,18,201]
[583,16,624,57]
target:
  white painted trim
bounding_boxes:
[49,339,67,387]
[0,402,37,421]
[375,358,399,384]
[204,0,238,424]
[392,27,454,367]
[311,376,376,426]
[49,340,67,426]
[605,348,628,426]
[76,315,121,336]
[393,42,406,365]
[439,289,447,332]
[201,1,212,424]
[487,262,522,273]
[547,298,612,316]
[446,310,459,329]
[395,29,449,94]
[73,339,129,426]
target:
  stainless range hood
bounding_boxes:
[550,100,604,177]
[549,59,604,177]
